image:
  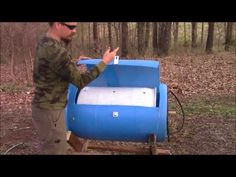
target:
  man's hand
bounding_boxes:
[102,47,119,64]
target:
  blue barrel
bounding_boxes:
[65,59,168,142]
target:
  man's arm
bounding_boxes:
[49,46,119,88]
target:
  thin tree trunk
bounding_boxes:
[201,23,204,46]
[23,55,30,82]
[152,22,158,55]
[137,22,145,56]
[206,22,215,53]
[29,48,33,80]
[191,22,197,48]
[225,22,233,51]
[22,23,30,82]
[81,23,84,51]
[157,22,172,56]
[0,23,2,63]
[224,22,227,34]
[121,22,128,57]
[114,22,119,46]
[103,23,106,41]
[144,22,150,55]
[10,37,15,81]
[88,23,91,55]
[173,22,179,50]
[93,22,100,55]
[183,22,188,47]
[108,22,113,49]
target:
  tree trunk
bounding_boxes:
[10,37,15,81]
[22,23,31,82]
[103,23,106,42]
[201,23,204,45]
[206,22,215,53]
[144,22,150,54]
[225,22,233,51]
[81,23,84,51]
[152,22,158,55]
[157,22,172,56]
[0,23,2,63]
[29,48,33,79]
[93,22,100,55]
[137,22,145,56]
[108,22,113,49]
[88,23,91,55]
[183,22,188,47]
[173,22,179,49]
[121,22,128,57]
[191,22,197,48]
[114,22,119,46]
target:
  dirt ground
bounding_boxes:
[0,52,235,155]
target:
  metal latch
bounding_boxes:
[114,55,119,64]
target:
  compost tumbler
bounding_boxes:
[65,59,168,142]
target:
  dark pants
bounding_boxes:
[32,105,68,154]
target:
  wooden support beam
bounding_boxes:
[67,131,171,155]
[88,143,150,154]
[67,131,88,152]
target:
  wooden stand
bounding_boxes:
[67,131,171,155]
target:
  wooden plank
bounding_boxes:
[88,143,150,154]
[158,149,171,155]
[67,131,88,152]
[67,131,171,155]
[71,152,112,155]
[152,148,171,155]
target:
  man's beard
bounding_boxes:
[61,37,73,48]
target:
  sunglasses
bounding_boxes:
[60,23,77,30]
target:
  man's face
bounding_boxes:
[58,22,77,43]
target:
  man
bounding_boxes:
[32,22,119,154]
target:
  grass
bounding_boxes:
[179,95,236,118]
[0,83,22,93]
[0,82,33,93]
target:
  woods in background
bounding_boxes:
[0,22,235,82]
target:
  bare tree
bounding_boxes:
[206,22,215,53]
[152,22,158,55]
[88,23,91,55]
[4,23,17,81]
[144,22,150,54]
[191,22,197,48]
[121,22,128,57]
[114,22,119,46]
[80,23,85,51]
[183,22,188,47]
[107,22,113,50]
[157,22,172,56]
[0,23,2,63]
[93,22,101,55]
[173,22,179,49]
[10,30,16,81]
[137,22,145,56]
[201,23,204,45]
[225,22,233,51]
[22,23,31,82]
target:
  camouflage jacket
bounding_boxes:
[32,36,106,110]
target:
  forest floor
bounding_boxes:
[0,52,235,155]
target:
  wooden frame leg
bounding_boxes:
[67,131,171,155]
[67,131,88,152]
[148,134,171,155]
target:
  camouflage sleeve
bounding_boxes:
[49,46,106,88]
